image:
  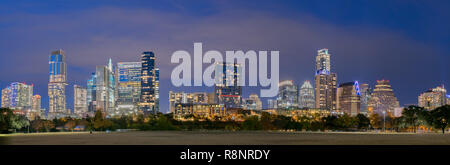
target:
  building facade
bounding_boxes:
[359,83,371,115]
[277,80,299,109]
[242,94,262,110]
[337,81,361,116]
[74,85,88,118]
[1,82,33,117]
[116,62,142,116]
[418,85,447,110]
[86,59,115,117]
[169,91,208,113]
[30,95,42,120]
[367,80,400,116]
[299,80,315,109]
[314,48,337,111]
[139,51,159,114]
[315,72,337,111]
[48,49,68,119]
[214,62,242,109]
[173,103,226,118]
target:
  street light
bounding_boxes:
[382,110,386,133]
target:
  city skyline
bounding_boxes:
[1,0,449,113]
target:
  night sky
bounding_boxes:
[0,0,449,113]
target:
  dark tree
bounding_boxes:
[429,105,450,134]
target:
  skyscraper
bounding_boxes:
[277,80,299,109]
[314,48,337,111]
[367,80,400,116]
[87,73,96,113]
[418,85,447,110]
[139,51,159,114]
[116,62,141,115]
[316,48,331,72]
[74,85,88,118]
[48,49,67,119]
[359,83,371,115]
[93,63,115,116]
[214,62,242,109]
[337,81,361,116]
[1,82,33,117]
[299,80,315,109]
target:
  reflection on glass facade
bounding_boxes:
[359,83,371,115]
[139,51,159,114]
[116,62,141,116]
[48,49,67,119]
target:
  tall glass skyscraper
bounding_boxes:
[314,48,337,111]
[87,73,96,113]
[299,80,315,109]
[48,49,67,119]
[139,51,159,114]
[359,83,371,115]
[116,62,141,115]
[86,59,115,117]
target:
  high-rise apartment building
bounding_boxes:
[299,80,315,109]
[214,62,242,109]
[1,82,33,117]
[314,48,337,111]
[139,51,159,114]
[337,81,361,116]
[86,59,115,117]
[367,80,400,116]
[277,80,299,109]
[418,85,447,110]
[94,63,115,116]
[116,62,141,115]
[48,49,67,119]
[74,85,88,118]
[87,73,96,113]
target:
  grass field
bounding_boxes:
[2,131,450,145]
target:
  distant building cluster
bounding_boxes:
[1,47,449,121]
[1,82,43,120]
[263,48,448,118]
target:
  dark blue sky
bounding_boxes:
[0,0,449,113]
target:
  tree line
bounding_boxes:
[1,105,449,134]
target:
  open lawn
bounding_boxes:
[2,131,450,145]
